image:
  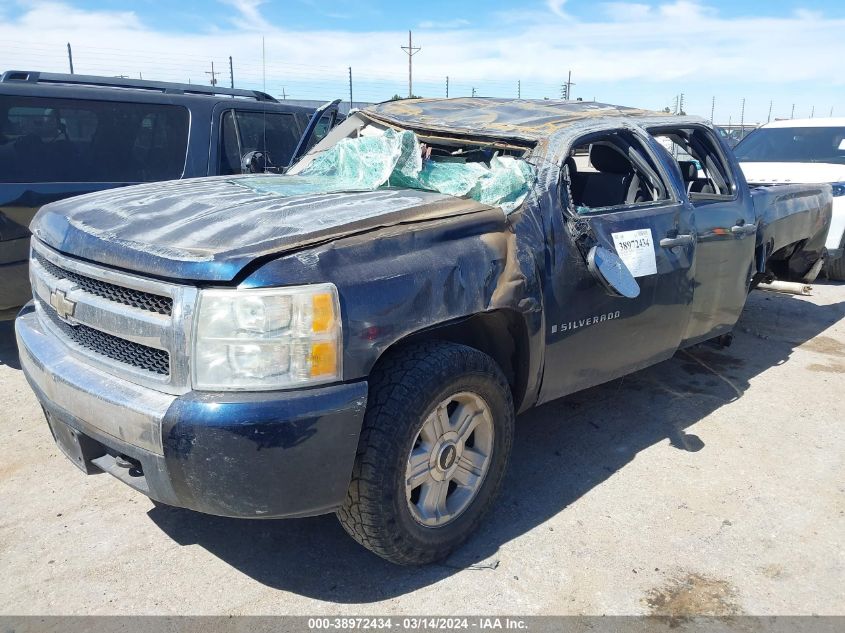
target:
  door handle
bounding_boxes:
[659,234,694,248]
[731,223,757,236]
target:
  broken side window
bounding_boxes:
[563,130,671,214]
[651,126,736,201]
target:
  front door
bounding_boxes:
[539,127,696,403]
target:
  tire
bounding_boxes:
[337,341,514,565]
[826,253,845,281]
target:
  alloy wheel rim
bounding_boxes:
[405,391,495,527]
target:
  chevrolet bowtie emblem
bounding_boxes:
[49,289,77,321]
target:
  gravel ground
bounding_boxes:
[0,283,843,616]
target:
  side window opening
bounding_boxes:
[653,127,735,201]
[563,131,670,214]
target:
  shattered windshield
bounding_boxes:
[238,127,535,213]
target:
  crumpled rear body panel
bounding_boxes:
[751,183,833,278]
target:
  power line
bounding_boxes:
[205,61,220,86]
[564,70,575,100]
[400,30,421,98]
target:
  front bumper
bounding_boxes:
[16,304,368,518]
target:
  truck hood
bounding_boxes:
[739,161,845,185]
[31,175,491,282]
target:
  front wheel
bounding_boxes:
[337,341,514,565]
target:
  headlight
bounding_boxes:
[193,284,341,390]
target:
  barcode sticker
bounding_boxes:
[611,228,657,278]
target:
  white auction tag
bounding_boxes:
[611,228,657,278]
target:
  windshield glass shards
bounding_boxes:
[238,128,535,213]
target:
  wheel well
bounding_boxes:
[381,310,531,412]
[766,239,815,280]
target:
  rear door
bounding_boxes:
[539,126,696,402]
[649,124,757,345]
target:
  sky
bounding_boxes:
[1,0,844,124]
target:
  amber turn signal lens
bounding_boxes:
[311,293,335,333]
[310,342,338,377]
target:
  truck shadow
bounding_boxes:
[147,284,845,603]
[0,320,21,370]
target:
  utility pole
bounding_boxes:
[740,97,745,137]
[710,96,715,123]
[348,67,353,110]
[767,100,773,123]
[206,61,220,86]
[679,93,685,115]
[229,56,234,89]
[791,103,795,119]
[66,43,74,74]
[564,70,575,101]
[810,105,815,118]
[673,94,679,115]
[471,87,477,97]
[517,79,521,99]
[445,76,449,98]
[281,88,286,99]
[400,30,421,98]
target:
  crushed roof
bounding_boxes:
[364,97,663,142]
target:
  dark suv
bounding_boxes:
[0,70,341,318]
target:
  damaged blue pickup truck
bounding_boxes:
[15,99,831,565]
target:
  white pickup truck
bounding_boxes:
[735,118,845,279]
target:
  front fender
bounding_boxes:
[240,208,545,396]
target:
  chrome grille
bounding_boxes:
[37,298,170,375]
[30,239,198,395]
[34,250,173,315]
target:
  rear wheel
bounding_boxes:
[337,341,514,565]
